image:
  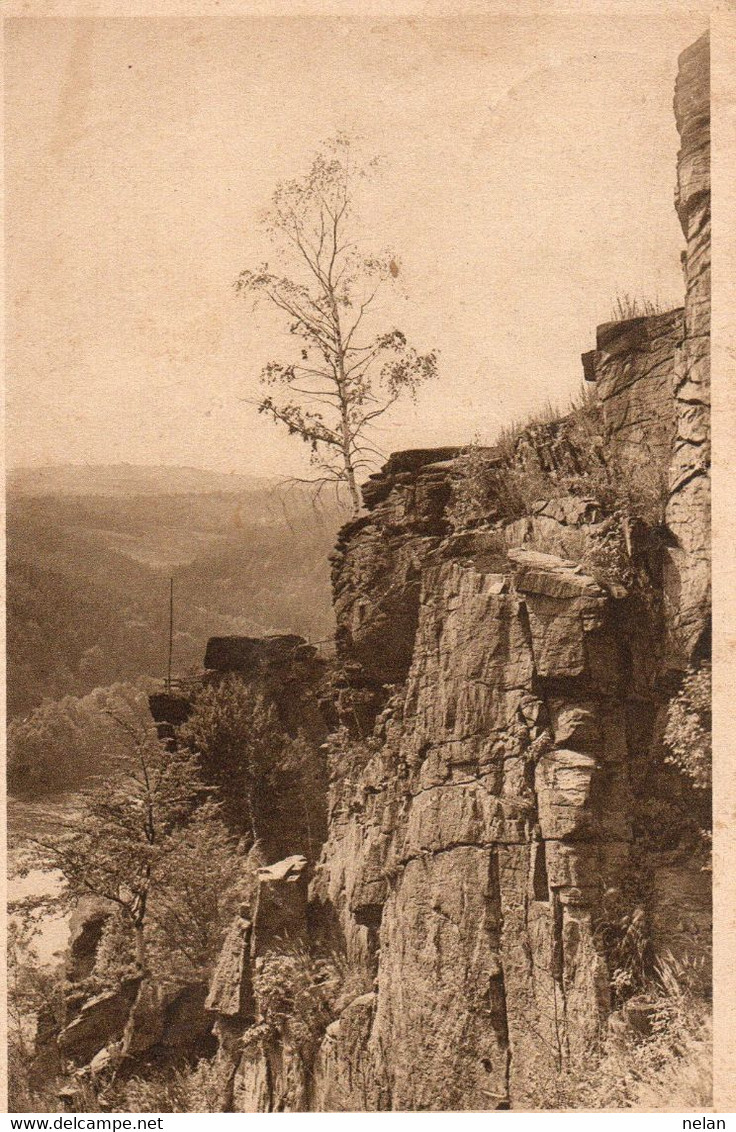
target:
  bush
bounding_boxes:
[253,944,341,1061]
[594,887,652,1005]
[114,1060,228,1113]
[251,940,373,1065]
[178,676,326,856]
[664,663,711,791]
[523,955,712,1111]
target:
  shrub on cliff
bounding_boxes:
[178,675,326,857]
[15,711,243,979]
[449,393,669,532]
[524,956,711,1111]
[664,662,711,791]
[250,942,370,1065]
[610,293,666,321]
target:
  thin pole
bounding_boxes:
[167,577,174,693]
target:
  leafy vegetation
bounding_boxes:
[178,675,326,856]
[7,916,66,1113]
[523,956,711,1111]
[7,682,153,795]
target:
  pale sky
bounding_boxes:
[5,10,709,479]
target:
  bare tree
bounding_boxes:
[236,134,437,514]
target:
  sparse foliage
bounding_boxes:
[178,676,283,842]
[236,134,437,513]
[448,394,669,535]
[251,941,369,1064]
[610,293,666,321]
[664,662,711,791]
[522,955,712,1111]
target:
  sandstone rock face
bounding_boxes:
[583,309,681,470]
[666,31,710,667]
[122,980,212,1058]
[204,635,317,675]
[313,542,629,1108]
[205,915,254,1018]
[153,633,329,856]
[331,450,461,685]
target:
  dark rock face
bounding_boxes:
[123,980,212,1058]
[331,452,462,685]
[57,978,142,1067]
[66,900,112,983]
[250,856,309,958]
[204,635,317,674]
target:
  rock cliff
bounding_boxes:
[49,33,711,1113]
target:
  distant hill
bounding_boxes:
[6,470,345,718]
[7,464,275,498]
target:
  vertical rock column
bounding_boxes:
[666,31,710,666]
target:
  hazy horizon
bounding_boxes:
[6,12,708,479]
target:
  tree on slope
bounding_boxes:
[236,134,438,514]
[17,713,241,975]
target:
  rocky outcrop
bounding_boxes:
[311,536,635,1109]
[331,450,462,686]
[582,308,681,469]
[57,978,142,1067]
[198,34,710,1112]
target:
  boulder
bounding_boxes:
[57,978,141,1066]
[122,979,212,1057]
[251,856,309,958]
[205,914,254,1018]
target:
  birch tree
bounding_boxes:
[236,134,437,514]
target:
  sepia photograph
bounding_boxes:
[3,4,721,1114]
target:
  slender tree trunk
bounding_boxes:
[134,924,148,973]
[340,408,361,515]
[330,291,361,516]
